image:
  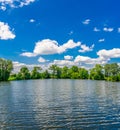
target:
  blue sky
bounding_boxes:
[0,0,120,70]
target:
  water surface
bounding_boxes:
[0,79,120,129]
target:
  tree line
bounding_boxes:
[0,58,120,82]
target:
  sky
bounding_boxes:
[0,0,120,71]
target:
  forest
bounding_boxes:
[0,58,120,82]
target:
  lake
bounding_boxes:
[0,79,120,129]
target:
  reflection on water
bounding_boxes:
[0,80,120,129]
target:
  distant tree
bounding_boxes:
[68,66,79,79]
[49,65,61,78]
[104,63,120,81]
[79,68,89,79]
[90,64,104,80]
[31,66,42,79]
[0,58,13,81]
[42,70,50,79]
[17,66,30,80]
[61,66,69,78]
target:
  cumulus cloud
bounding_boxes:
[79,44,94,53]
[93,27,100,32]
[20,52,37,57]
[74,55,108,65]
[38,57,48,63]
[64,55,73,60]
[21,39,81,56]
[82,19,90,25]
[0,0,35,10]
[61,39,81,50]
[98,38,105,42]
[103,27,114,32]
[97,48,120,59]
[12,61,48,73]
[50,60,76,67]
[0,21,15,40]
[74,48,120,66]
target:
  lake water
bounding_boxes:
[0,79,120,129]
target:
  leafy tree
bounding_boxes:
[68,66,79,79]
[90,64,104,80]
[104,63,120,81]
[0,58,13,81]
[61,66,69,78]
[31,66,42,79]
[42,70,50,79]
[49,65,61,78]
[79,68,89,79]
[17,66,30,80]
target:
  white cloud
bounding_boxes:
[75,48,120,67]
[0,21,15,40]
[82,19,90,25]
[64,55,73,60]
[97,48,120,59]
[61,39,81,50]
[33,39,63,55]
[21,39,81,56]
[74,55,108,65]
[12,61,48,73]
[38,57,48,63]
[29,19,35,23]
[50,60,76,67]
[98,38,105,42]
[79,44,94,53]
[0,0,35,10]
[118,28,120,33]
[20,52,37,57]
[103,27,114,32]
[93,27,100,32]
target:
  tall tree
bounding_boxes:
[90,64,104,80]
[104,63,120,81]
[79,68,89,79]
[31,66,42,79]
[17,66,30,80]
[61,66,69,78]
[0,58,13,81]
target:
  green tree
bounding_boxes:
[17,66,30,80]
[61,66,69,78]
[90,64,104,80]
[0,58,13,81]
[31,66,42,79]
[42,70,50,79]
[49,65,61,78]
[104,63,120,81]
[79,68,89,79]
[68,66,79,79]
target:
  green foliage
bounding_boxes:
[49,65,61,78]
[0,58,13,81]
[104,63,120,81]
[60,66,69,78]
[16,66,30,80]
[31,67,41,79]
[1,58,120,82]
[41,70,50,79]
[8,74,17,81]
[79,68,89,79]
[90,64,104,80]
